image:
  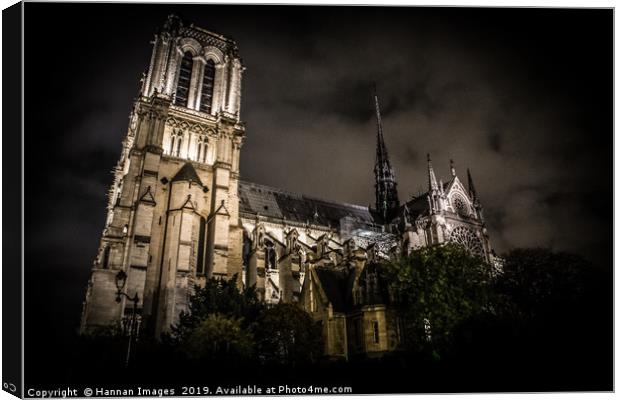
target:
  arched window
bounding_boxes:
[175,51,194,107]
[199,59,215,113]
[265,239,277,270]
[195,136,207,163]
[176,136,183,157]
[169,133,176,155]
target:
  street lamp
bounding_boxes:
[115,270,140,367]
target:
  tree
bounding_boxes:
[253,303,323,365]
[490,248,611,389]
[493,247,605,353]
[495,247,594,320]
[165,276,323,366]
[181,314,254,361]
[380,243,494,355]
[166,274,263,345]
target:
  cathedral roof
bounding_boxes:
[171,163,203,186]
[238,181,382,230]
[392,193,431,224]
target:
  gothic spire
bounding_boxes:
[467,168,478,201]
[373,89,399,221]
[427,153,438,192]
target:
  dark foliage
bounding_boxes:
[49,247,609,392]
[163,275,323,368]
[496,247,595,319]
[165,274,263,345]
[380,243,494,356]
[253,303,323,365]
[180,314,255,362]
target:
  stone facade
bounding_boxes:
[80,15,501,358]
[80,15,245,337]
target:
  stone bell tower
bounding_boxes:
[80,15,246,336]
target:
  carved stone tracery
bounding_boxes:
[449,226,484,258]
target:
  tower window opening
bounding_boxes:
[199,59,215,113]
[196,142,202,162]
[175,52,193,107]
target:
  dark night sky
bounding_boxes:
[24,3,612,373]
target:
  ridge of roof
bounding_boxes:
[239,180,371,213]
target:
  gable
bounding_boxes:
[445,176,475,217]
[445,176,469,200]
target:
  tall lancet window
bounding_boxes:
[176,135,183,157]
[199,59,215,113]
[196,136,208,163]
[169,131,177,155]
[169,136,175,155]
[265,240,277,270]
[175,52,193,107]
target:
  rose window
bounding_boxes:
[452,196,469,217]
[449,226,484,258]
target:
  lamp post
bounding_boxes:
[115,270,139,367]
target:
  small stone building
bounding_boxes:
[301,258,402,359]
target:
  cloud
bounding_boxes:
[25,5,612,305]
[232,8,611,268]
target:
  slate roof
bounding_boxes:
[400,193,430,220]
[238,181,381,229]
[171,163,204,186]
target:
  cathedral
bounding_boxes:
[80,15,502,359]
